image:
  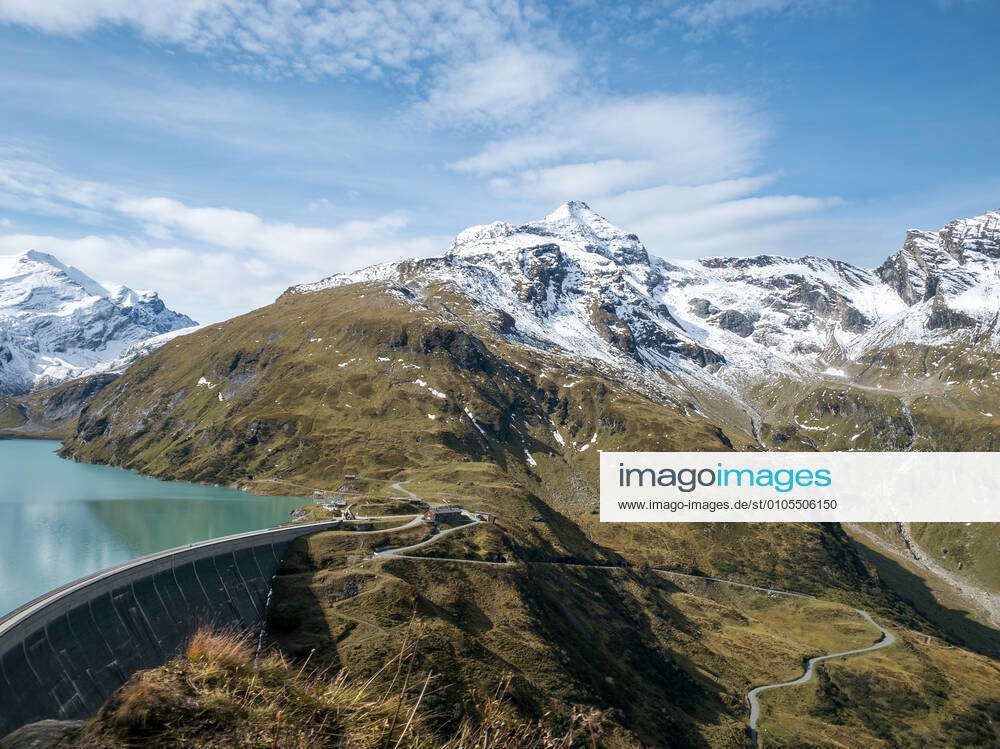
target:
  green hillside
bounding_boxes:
[28,278,999,745]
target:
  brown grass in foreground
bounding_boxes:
[64,627,612,749]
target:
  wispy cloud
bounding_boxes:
[445,87,843,260]
[0,155,121,222]
[0,0,863,304]
[606,191,843,257]
[455,93,766,199]
[117,196,411,266]
[669,0,833,35]
[414,43,579,124]
[0,0,552,82]
[0,157,446,320]
[0,232,278,320]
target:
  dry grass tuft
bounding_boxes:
[441,676,609,748]
[185,627,255,668]
[105,674,186,733]
[67,625,615,748]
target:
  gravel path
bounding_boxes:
[845,522,1000,628]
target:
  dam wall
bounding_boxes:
[0,521,338,738]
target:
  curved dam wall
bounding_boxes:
[0,520,338,738]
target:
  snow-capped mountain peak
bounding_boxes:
[525,200,650,265]
[448,201,650,268]
[0,250,106,307]
[290,203,1000,405]
[0,250,197,395]
[939,209,1000,259]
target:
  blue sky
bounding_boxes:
[0,0,998,322]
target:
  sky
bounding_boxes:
[0,0,998,323]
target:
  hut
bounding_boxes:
[422,507,464,523]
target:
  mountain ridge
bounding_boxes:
[0,249,197,395]
[34,201,1000,745]
[284,202,1000,429]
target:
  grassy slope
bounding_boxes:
[751,343,1000,643]
[61,283,738,484]
[0,395,25,429]
[756,629,1000,748]
[1,373,118,439]
[267,524,911,747]
[60,282,887,592]
[845,526,1000,658]
[752,340,1000,453]
[907,523,1000,593]
[65,627,624,749]
[48,281,1000,745]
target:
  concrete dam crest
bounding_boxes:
[0,521,338,738]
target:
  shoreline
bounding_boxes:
[0,435,316,501]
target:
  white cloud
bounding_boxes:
[0,156,121,222]
[673,0,795,26]
[0,158,111,207]
[0,0,552,82]
[307,198,335,212]
[0,156,427,267]
[670,0,832,35]
[415,44,578,124]
[0,232,268,321]
[610,194,842,257]
[445,88,842,260]
[452,94,765,193]
[595,175,781,220]
[0,0,854,295]
[0,158,448,320]
[585,175,841,258]
[490,160,660,201]
[117,196,410,266]
[0,225,446,323]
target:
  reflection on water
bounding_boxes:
[0,440,304,617]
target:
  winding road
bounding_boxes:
[656,569,896,747]
[338,485,898,748]
[389,481,419,501]
[653,569,816,600]
[373,514,495,561]
[745,608,895,747]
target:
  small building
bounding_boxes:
[475,512,497,524]
[422,507,464,524]
[345,474,357,481]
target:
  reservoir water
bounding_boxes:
[0,439,305,617]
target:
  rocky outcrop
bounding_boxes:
[714,309,755,337]
[0,719,82,749]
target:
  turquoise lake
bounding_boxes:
[0,439,305,617]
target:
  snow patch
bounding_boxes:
[464,407,487,435]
